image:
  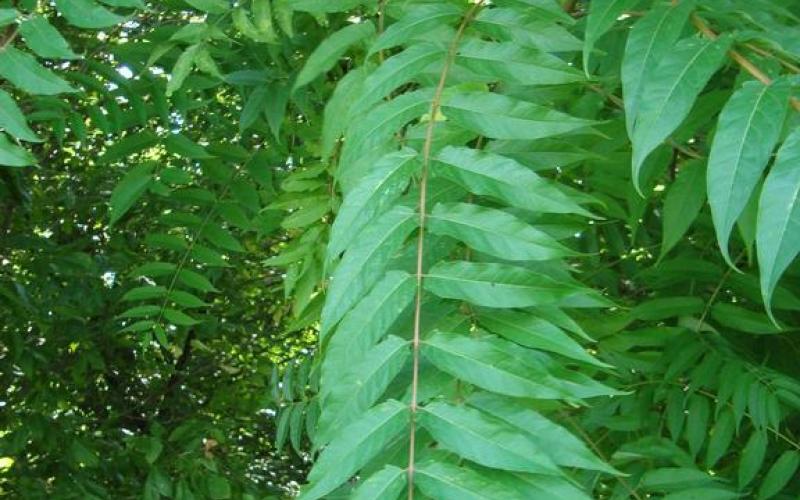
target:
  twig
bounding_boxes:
[691,13,800,112]
[406,3,484,498]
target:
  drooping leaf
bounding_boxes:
[351,465,406,500]
[738,430,767,488]
[290,0,375,13]
[756,451,800,500]
[631,35,731,192]
[705,409,734,468]
[456,39,584,86]
[370,3,462,53]
[294,21,375,90]
[419,401,561,475]
[425,261,611,309]
[19,16,80,60]
[184,0,229,14]
[660,160,707,260]
[757,128,800,319]
[55,0,126,28]
[621,2,693,135]
[320,271,415,385]
[686,395,710,459]
[442,92,596,140]
[422,331,615,400]
[0,90,40,142]
[351,43,444,115]
[109,163,153,225]
[433,146,591,216]
[300,400,408,500]
[468,392,616,474]
[316,336,409,445]
[327,148,418,263]
[320,205,417,335]
[708,79,791,266]
[583,0,638,75]
[428,202,576,262]
[414,461,513,500]
[0,133,36,167]
[477,309,608,367]
[338,88,433,191]
[264,81,290,141]
[0,47,77,95]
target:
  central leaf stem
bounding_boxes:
[407,3,483,498]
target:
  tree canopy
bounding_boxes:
[1,0,800,499]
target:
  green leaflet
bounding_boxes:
[476,309,608,367]
[621,2,693,135]
[121,286,167,302]
[371,4,463,53]
[0,90,40,143]
[338,88,433,191]
[428,202,576,261]
[758,128,800,320]
[166,44,200,97]
[178,269,219,293]
[320,205,417,335]
[415,461,515,500]
[738,430,767,488]
[640,468,723,493]
[240,86,268,132]
[708,79,790,267]
[686,395,710,459]
[419,401,562,475]
[294,21,375,90]
[351,465,406,500]
[321,65,368,158]
[19,16,80,60]
[109,164,153,225]
[442,92,596,140]
[351,43,445,115]
[757,451,800,500]
[422,331,611,400]
[55,0,126,28]
[456,39,584,86]
[0,133,36,167]
[99,131,159,164]
[264,82,290,141]
[433,146,591,216]
[0,8,17,26]
[425,261,611,309]
[300,399,408,500]
[661,160,707,260]
[316,336,409,446]
[164,133,214,159]
[0,47,77,95]
[327,148,418,263]
[291,0,375,13]
[583,0,638,75]
[705,409,734,468]
[468,392,616,474]
[201,224,244,253]
[473,8,582,53]
[98,0,145,7]
[631,296,705,321]
[320,271,414,391]
[184,0,229,14]
[631,35,731,192]
[711,303,781,334]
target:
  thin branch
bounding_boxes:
[691,13,800,112]
[407,3,484,498]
